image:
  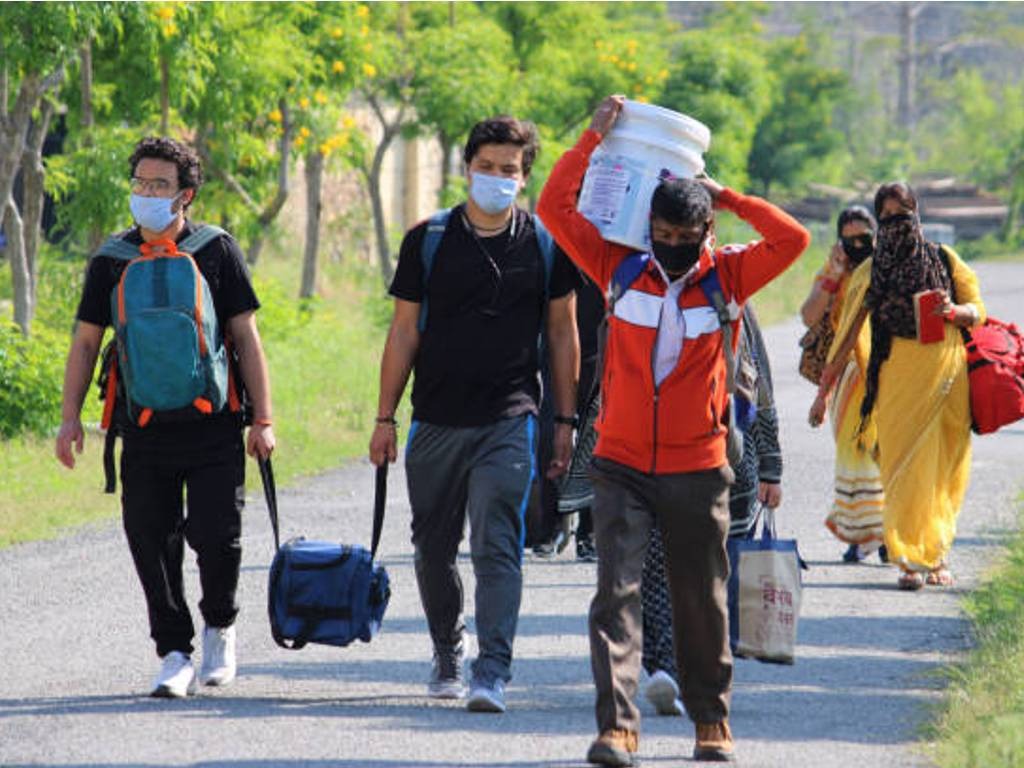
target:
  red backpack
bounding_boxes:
[939,246,1024,434]
[964,318,1024,434]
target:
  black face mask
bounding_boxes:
[652,240,702,275]
[840,235,874,264]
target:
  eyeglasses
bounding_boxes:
[130,177,177,195]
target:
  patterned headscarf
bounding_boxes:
[859,212,951,426]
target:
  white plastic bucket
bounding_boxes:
[577,101,711,252]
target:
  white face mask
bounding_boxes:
[469,172,519,215]
[130,192,181,232]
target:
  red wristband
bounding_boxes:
[819,278,840,294]
[253,418,273,427]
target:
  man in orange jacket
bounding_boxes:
[537,95,810,765]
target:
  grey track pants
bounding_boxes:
[405,415,537,685]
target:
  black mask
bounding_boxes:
[652,240,701,275]
[840,235,874,265]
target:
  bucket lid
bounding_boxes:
[617,100,711,152]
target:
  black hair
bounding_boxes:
[836,204,876,238]
[649,178,712,228]
[873,181,918,219]
[129,137,203,208]
[463,116,539,177]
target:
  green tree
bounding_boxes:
[660,28,773,190]
[918,69,1024,242]
[747,34,851,196]
[1,2,106,335]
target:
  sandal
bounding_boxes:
[926,566,955,587]
[897,571,925,591]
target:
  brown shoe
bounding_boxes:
[694,719,735,762]
[586,729,639,766]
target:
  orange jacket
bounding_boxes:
[537,129,811,474]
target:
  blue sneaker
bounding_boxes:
[466,678,506,713]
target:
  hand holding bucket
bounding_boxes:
[578,97,712,251]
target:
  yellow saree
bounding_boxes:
[824,260,885,546]
[871,249,984,571]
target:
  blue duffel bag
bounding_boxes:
[262,459,391,649]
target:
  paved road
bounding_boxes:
[2,261,1022,768]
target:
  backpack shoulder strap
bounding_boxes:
[607,252,650,312]
[698,264,738,394]
[93,236,141,262]
[532,214,556,300]
[417,208,452,333]
[178,224,227,255]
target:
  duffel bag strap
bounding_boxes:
[259,457,280,551]
[372,464,387,560]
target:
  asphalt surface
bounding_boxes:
[2,261,1022,768]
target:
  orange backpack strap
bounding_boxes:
[100,356,118,431]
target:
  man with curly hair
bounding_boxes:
[56,136,275,698]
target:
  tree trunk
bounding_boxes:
[362,94,406,285]
[300,149,324,299]
[897,3,922,135]
[160,54,170,136]
[80,38,94,137]
[438,132,454,208]
[4,200,31,335]
[21,100,54,307]
[246,98,293,265]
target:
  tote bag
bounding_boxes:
[727,506,805,664]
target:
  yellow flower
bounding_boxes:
[268,109,283,124]
[635,95,650,104]
[319,141,332,156]
[658,68,669,80]
[627,61,637,72]
[342,116,356,129]
[295,136,306,149]
[299,96,310,109]
[356,5,370,18]
[362,41,373,53]
[330,27,344,39]
[362,62,377,78]
[360,24,369,37]
[162,22,178,37]
[314,90,328,105]
[332,60,346,74]
[626,39,638,53]
[609,54,620,64]
[156,6,175,20]
[594,39,604,50]
[299,126,311,138]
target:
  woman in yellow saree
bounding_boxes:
[815,182,985,590]
[805,207,886,562]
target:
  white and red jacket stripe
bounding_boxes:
[538,129,811,474]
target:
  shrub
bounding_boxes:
[0,323,66,438]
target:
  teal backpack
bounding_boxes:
[95,225,241,490]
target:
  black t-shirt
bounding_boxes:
[77,220,260,451]
[390,204,580,427]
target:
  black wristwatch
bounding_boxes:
[553,414,579,428]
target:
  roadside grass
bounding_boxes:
[929,497,1024,768]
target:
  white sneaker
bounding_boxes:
[644,669,684,716]
[466,679,506,713]
[200,625,237,686]
[151,651,196,698]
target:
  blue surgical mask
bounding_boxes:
[130,193,181,232]
[469,172,519,215]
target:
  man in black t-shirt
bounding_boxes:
[55,137,275,698]
[369,116,580,714]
